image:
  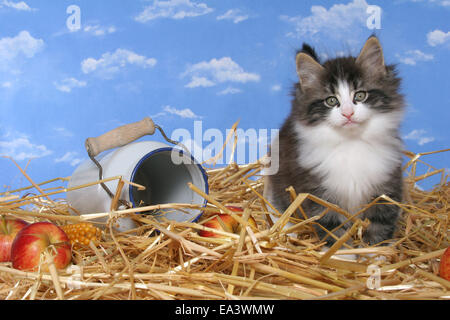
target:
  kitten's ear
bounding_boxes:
[296,52,324,90]
[356,36,386,77]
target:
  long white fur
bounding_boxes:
[295,80,404,214]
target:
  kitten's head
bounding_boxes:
[292,36,404,135]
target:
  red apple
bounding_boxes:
[199,206,257,238]
[11,222,72,271]
[199,214,237,238]
[226,206,257,232]
[226,206,244,213]
[236,215,257,234]
[0,217,29,262]
[439,247,450,281]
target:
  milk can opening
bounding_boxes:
[129,148,208,222]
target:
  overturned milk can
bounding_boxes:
[67,117,208,232]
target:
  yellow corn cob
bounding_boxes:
[61,222,103,246]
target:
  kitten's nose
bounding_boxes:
[341,107,354,120]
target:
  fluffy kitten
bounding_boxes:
[264,36,405,246]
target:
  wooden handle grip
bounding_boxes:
[85,117,156,157]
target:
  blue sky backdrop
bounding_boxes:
[0,0,449,192]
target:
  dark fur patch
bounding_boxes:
[361,164,403,245]
[304,99,331,125]
[298,43,320,63]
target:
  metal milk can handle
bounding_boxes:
[85,117,156,158]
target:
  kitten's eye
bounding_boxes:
[354,91,367,103]
[325,96,339,107]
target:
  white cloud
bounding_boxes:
[410,0,450,7]
[271,84,281,92]
[280,0,371,38]
[403,129,435,146]
[53,127,74,138]
[135,0,213,22]
[1,81,12,88]
[438,0,450,5]
[182,57,260,88]
[217,87,242,95]
[150,111,166,119]
[165,105,202,119]
[396,50,434,65]
[55,152,84,167]
[54,77,87,93]
[1,1,35,11]
[0,30,44,62]
[151,105,202,119]
[185,76,215,88]
[52,23,115,38]
[216,9,249,24]
[0,133,52,161]
[164,105,201,119]
[83,24,116,37]
[81,49,157,79]
[427,29,450,47]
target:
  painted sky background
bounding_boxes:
[0,0,449,194]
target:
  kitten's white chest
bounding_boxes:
[295,124,400,212]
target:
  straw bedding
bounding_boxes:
[0,132,448,300]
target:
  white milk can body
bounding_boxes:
[67,140,208,232]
